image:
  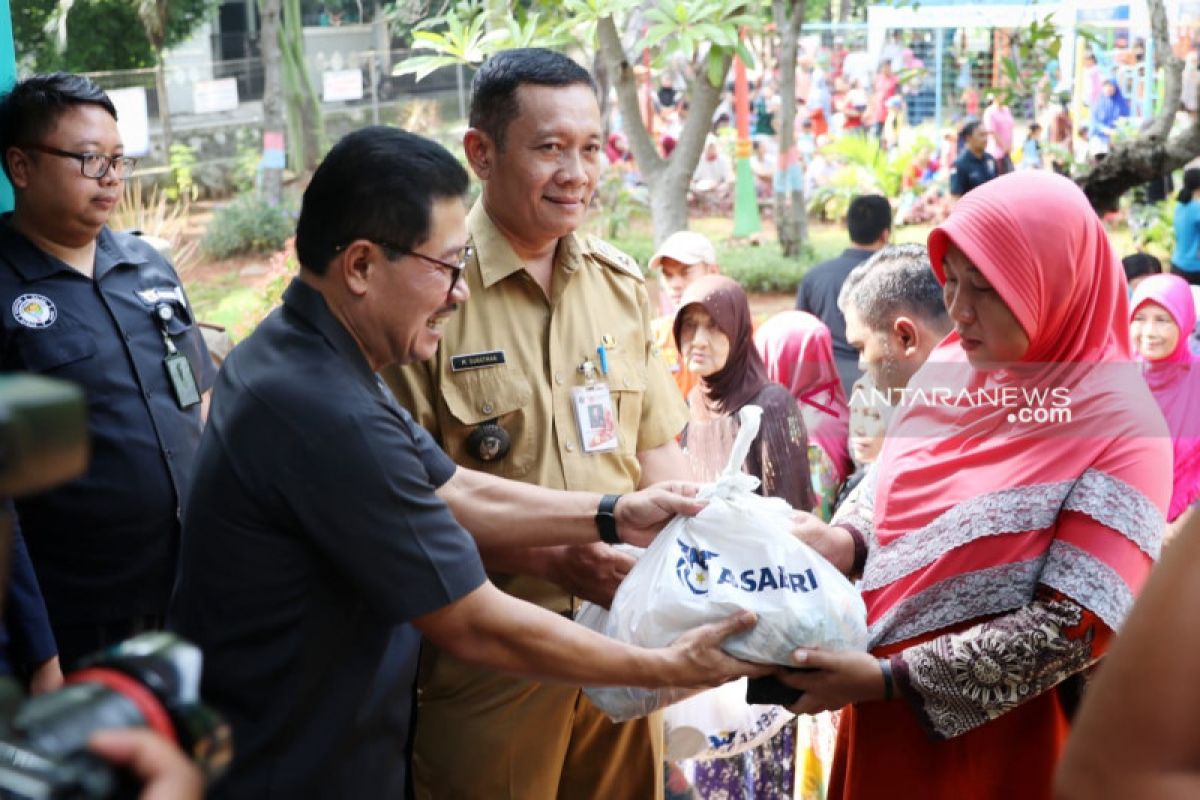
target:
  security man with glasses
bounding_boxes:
[0,73,215,669]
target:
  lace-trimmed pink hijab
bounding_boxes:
[859,171,1171,647]
[754,311,852,483]
[1131,274,1200,520]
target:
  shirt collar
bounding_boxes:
[467,198,584,289]
[94,226,149,279]
[0,216,147,282]
[282,276,378,388]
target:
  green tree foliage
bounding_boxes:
[15,0,213,73]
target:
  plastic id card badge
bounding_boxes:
[571,383,619,453]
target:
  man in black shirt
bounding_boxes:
[796,194,892,397]
[950,120,999,200]
[169,126,764,799]
[0,73,214,669]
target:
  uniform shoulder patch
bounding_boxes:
[586,235,644,281]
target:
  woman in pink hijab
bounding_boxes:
[1130,274,1200,534]
[754,310,853,518]
[776,171,1171,799]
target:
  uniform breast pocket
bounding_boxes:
[606,355,647,455]
[16,325,98,374]
[439,367,535,477]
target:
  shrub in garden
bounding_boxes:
[200,194,294,260]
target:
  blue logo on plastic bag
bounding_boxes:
[675,540,720,596]
[673,538,822,596]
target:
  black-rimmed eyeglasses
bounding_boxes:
[24,144,138,179]
[337,240,473,301]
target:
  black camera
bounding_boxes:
[0,633,231,799]
[0,375,230,797]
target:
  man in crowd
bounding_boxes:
[950,120,999,200]
[0,73,214,670]
[170,125,763,799]
[838,243,952,402]
[385,48,693,800]
[799,243,950,571]
[796,194,892,397]
[649,230,720,399]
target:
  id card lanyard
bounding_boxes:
[154,303,201,409]
[571,356,619,453]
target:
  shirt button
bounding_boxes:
[623,378,631,388]
[144,388,153,399]
[481,401,494,415]
[554,373,563,385]
[565,442,576,453]
[124,331,133,342]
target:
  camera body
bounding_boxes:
[0,634,231,800]
[0,376,229,798]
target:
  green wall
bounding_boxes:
[0,0,14,212]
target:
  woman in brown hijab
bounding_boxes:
[674,275,814,511]
[672,274,814,798]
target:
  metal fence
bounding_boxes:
[72,13,1193,179]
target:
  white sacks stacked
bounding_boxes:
[581,405,869,728]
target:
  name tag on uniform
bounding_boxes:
[451,350,506,371]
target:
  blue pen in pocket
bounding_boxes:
[597,344,609,375]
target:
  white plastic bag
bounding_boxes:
[576,601,697,721]
[662,679,794,761]
[609,406,868,664]
[582,406,868,721]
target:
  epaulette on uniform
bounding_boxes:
[586,235,644,281]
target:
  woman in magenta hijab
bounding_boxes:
[1130,274,1200,535]
[755,310,853,518]
[777,170,1171,799]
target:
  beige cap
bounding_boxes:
[649,231,718,271]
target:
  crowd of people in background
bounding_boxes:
[601,27,1200,233]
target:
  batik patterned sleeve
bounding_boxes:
[891,588,1110,740]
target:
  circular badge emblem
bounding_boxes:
[11,294,57,329]
[466,422,511,463]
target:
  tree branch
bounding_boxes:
[596,15,666,182]
[1144,0,1182,140]
[664,52,730,187]
[1076,0,1197,212]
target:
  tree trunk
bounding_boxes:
[259,0,284,203]
[596,15,730,245]
[1076,0,1199,212]
[154,56,173,156]
[647,171,691,243]
[281,0,325,172]
[773,0,807,257]
[594,50,611,138]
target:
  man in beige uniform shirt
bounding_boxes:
[385,48,690,799]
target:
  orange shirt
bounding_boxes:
[651,314,700,399]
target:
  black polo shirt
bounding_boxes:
[0,218,214,627]
[950,148,999,197]
[795,247,874,397]
[169,277,487,799]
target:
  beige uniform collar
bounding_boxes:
[467,198,585,289]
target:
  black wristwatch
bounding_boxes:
[595,494,622,545]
